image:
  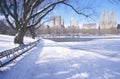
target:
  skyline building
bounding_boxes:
[50,10,116,30]
[61,19,64,27]
[55,16,61,27]
[108,10,116,27]
[70,17,78,27]
[50,16,64,28]
[99,11,108,29]
[99,10,117,29]
[50,16,55,27]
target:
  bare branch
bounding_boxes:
[26,0,44,21]
[0,2,15,29]
[62,2,95,21]
[108,0,120,5]
[27,0,65,21]
[27,5,55,29]
[13,0,20,27]
[2,0,20,28]
[6,18,16,30]
[35,19,51,30]
[3,0,14,19]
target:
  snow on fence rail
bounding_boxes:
[0,39,40,67]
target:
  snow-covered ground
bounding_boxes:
[0,34,36,52]
[0,34,120,79]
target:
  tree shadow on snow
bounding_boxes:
[29,52,120,79]
[0,40,44,79]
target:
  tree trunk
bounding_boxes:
[29,27,36,39]
[14,27,27,44]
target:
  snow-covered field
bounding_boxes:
[0,34,36,52]
[0,34,120,79]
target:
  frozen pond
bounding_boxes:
[43,36,120,42]
[43,37,94,42]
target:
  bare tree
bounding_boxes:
[0,0,94,44]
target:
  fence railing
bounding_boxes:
[0,39,40,67]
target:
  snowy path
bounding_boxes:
[0,39,120,79]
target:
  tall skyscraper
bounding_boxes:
[61,19,64,27]
[99,11,107,29]
[50,16,63,27]
[108,10,116,27]
[55,16,61,26]
[51,16,55,27]
[99,10,117,29]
